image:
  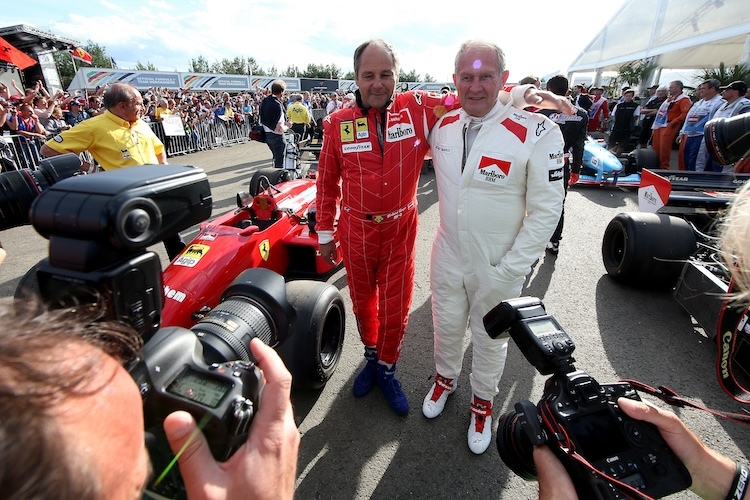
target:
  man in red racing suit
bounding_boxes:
[316,39,569,416]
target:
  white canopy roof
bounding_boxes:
[568,0,750,73]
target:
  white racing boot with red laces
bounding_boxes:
[467,395,492,454]
[422,374,456,418]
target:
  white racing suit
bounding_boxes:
[428,100,565,401]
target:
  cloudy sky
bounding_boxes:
[5,0,628,83]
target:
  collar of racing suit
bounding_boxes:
[354,88,394,117]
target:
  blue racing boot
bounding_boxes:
[353,347,378,397]
[376,363,409,416]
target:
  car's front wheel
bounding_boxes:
[602,212,696,290]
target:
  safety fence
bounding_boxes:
[0,116,255,173]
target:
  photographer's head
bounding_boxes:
[0,301,148,499]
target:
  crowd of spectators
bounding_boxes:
[568,80,750,170]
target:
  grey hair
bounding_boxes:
[454,40,505,76]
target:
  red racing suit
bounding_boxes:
[315,90,453,364]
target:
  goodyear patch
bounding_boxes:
[174,244,210,267]
[355,117,369,139]
[343,143,373,154]
[549,167,564,182]
[340,121,354,142]
[53,134,64,143]
[259,239,270,261]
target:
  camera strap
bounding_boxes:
[715,279,750,404]
[620,379,750,426]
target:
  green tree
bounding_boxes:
[608,59,658,96]
[281,65,300,77]
[423,73,436,83]
[135,61,157,71]
[697,62,750,86]
[188,55,210,73]
[399,69,421,82]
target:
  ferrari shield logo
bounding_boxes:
[372,215,384,224]
[259,239,270,261]
[340,121,354,143]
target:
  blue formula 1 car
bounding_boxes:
[575,136,659,187]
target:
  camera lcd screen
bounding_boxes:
[527,318,559,336]
[167,368,233,408]
[567,410,630,462]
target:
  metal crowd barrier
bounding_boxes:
[0,117,254,172]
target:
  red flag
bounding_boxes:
[70,47,93,64]
[0,36,37,70]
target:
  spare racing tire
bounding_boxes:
[249,167,291,196]
[275,279,345,390]
[602,212,696,290]
[632,148,659,171]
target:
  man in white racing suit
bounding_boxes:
[422,40,565,454]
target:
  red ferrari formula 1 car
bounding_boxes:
[160,167,345,389]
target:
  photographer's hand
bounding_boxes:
[533,445,578,499]
[618,398,740,500]
[163,338,300,500]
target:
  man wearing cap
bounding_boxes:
[64,98,90,127]
[710,80,750,173]
[638,85,666,148]
[678,79,724,171]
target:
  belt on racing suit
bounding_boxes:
[343,200,416,224]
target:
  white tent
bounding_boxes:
[568,0,750,84]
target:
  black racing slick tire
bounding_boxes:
[632,148,659,171]
[602,212,697,290]
[275,280,345,390]
[249,167,291,196]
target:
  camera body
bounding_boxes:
[485,297,692,499]
[24,165,301,494]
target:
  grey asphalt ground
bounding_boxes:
[1,141,747,499]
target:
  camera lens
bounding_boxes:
[0,154,81,231]
[189,268,294,365]
[704,113,750,165]
[495,411,538,481]
[192,296,277,364]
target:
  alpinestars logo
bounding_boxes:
[386,108,416,142]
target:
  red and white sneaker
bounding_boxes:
[467,395,493,455]
[422,374,456,419]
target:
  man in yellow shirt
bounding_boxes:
[286,93,311,141]
[40,83,184,259]
[41,82,167,172]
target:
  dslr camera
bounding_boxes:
[704,112,750,166]
[25,164,299,495]
[484,297,692,499]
